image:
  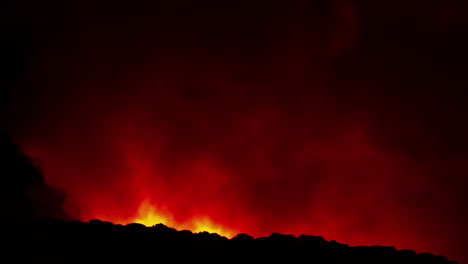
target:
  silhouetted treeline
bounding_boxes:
[4,218,456,264]
[0,134,456,263]
[0,134,68,223]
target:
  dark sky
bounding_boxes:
[1,0,468,263]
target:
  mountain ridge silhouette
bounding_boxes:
[0,133,456,263]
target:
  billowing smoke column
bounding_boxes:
[2,0,468,263]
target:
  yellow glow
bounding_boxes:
[130,199,238,238]
[191,216,238,238]
[131,199,175,227]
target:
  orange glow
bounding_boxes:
[128,198,239,238]
[21,98,460,262]
[14,5,464,260]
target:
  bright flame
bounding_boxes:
[130,199,175,227]
[191,216,238,238]
[129,199,238,238]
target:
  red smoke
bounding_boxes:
[3,0,468,263]
[19,69,461,261]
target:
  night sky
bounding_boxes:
[1,0,468,263]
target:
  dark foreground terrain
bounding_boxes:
[5,218,456,264]
[0,134,456,264]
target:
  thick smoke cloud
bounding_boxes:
[1,0,467,263]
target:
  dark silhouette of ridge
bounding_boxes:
[0,133,456,264]
[0,133,69,224]
[5,218,456,264]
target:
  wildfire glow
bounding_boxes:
[129,199,238,238]
[12,2,465,262]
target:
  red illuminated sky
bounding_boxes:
[1,0,468,263]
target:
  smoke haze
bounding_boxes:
[1,0,467,263]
